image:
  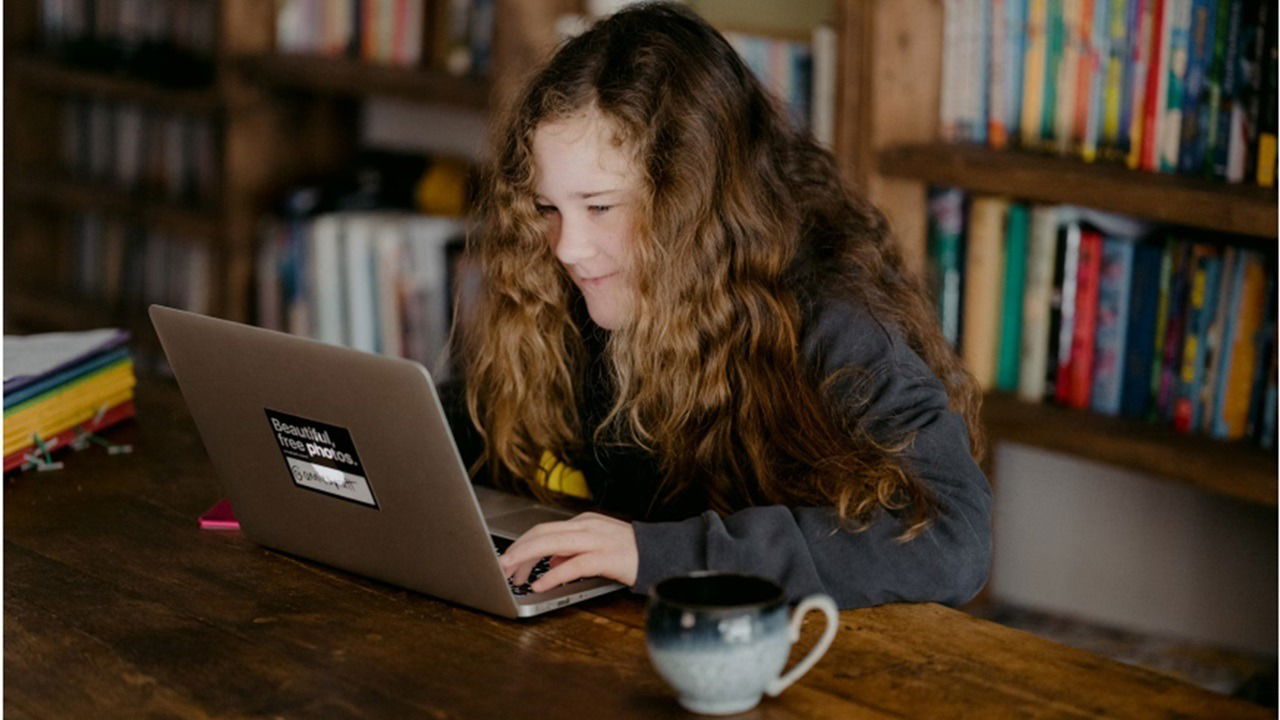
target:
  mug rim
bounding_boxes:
[649,571,786,612]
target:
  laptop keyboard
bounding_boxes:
[492,536,551,596]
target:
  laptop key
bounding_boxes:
[492,537,552,596]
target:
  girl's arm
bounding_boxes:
[630,298,993,609]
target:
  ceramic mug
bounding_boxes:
[645,571,838,715]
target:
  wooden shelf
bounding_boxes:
[229,54,491,108]
[6,55,224,113]
[982,391,1277,507]
[878,142,1279,240]
[9,174,221,239]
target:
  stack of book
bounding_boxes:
[4,329,137,473]
[275,0,495,75]
[256,209,475,382]
[928,186,1276,447]
[940,0,1277,186]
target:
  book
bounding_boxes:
[997,203,1031,391]
[1049,215,1083,401]
[1100,0,1131,160]
[1159,0,1193,172]
[1022,0,1051,147]
[1227,0,1266,182]
[1120,240,1165,417]
[3,400,136,474]
[963,197,1010,389]
[1196,244,1236,432]
[1204,0,1238,178]
[1208,249,1268,438]
[1154,240,1194,419]
[1257,0,1277,186]
[1091,235,1137,415]
[1246,269,1276,440]
[1082,0,1111,161]
[1172,244,1222,431]
[927,187,966,349]
[1062,226,1103,408]
[1127,0,1155,167]
[1019,204,1063,401]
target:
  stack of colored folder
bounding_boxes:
[4,329,136,473]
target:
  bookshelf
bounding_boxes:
[3,0,575,352]
[834,0,1279,505]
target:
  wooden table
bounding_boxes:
[5,375,1270,719]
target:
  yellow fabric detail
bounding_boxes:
[535,449,591,499]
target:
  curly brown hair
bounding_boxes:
[459,2,984,540]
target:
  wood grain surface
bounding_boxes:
[4,375,1269,719]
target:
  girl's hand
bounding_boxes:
[497,512,638,593]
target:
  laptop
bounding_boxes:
[149,305,624,618]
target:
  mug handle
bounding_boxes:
[765,594,839,697]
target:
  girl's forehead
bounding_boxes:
[532,110,639,190]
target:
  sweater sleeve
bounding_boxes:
[630,298,992,609]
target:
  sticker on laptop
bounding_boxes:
[265,409,378,508]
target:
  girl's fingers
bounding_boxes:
[529,553,603,593]
[500,529,598,575]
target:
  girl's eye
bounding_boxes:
[535,204,557,216]
[587,205,612,215]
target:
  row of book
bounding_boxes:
[275,0,494,75]
[928,187,1276,446]
[722,28,836,145]
[39,0,217,86]
[70,213,213,315]
[4,328,136,474]
[61,95,219,206]
[940,0,1278,186]
[255,210,478,382]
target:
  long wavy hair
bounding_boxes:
[460,2,984,540]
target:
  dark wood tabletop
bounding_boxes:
[4,374,1270,719]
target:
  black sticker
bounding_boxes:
[265,408,378,508]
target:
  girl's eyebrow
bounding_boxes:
[535,189,621,202]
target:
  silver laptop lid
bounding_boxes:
[149,305,526,617]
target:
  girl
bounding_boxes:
[438,2,991,609]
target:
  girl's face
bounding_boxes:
[532,108,640,330]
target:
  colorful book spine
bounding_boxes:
[1227,0,1266,182]
[942,0,966,141]
[1257,1,1277,186]
[1155,241,1194,419]
[1172,245,1222,432]
[991,0,1010,148]
[997,203,1031,390]
[1196,245,1236,432]
[1101,0,1130,159]
[1063,227,1103,408]
[1204,0,1237,177]
[1176,0,1218,173]
[3,400,136,474]
[1209,249,1267,438]
[1006,0,1029,144]
[927,187,967,348]
[1120,241,1165,418]
[1044,0,1068,144]
[1056,0,1084,154]
[1083,0,1112,161]
[1050,219,1083,402]
[1126,0,1155,167]
[1019,205,1063,401]
[1246,270,1276,441]
[963,197,1011,389]
[1159,0,1193,172]
[1091,235,1136,414]
[1136,0,1168,169]
[1023,0,1051,147]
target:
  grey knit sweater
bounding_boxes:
[437,291,992,609]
